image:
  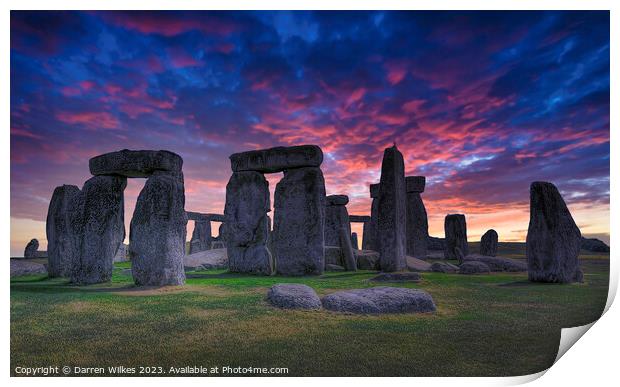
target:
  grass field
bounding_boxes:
[10,245,610,377]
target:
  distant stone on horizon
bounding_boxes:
[480,229,498,257]
[24,239,39,259]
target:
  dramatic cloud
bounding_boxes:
[10,11,610,255]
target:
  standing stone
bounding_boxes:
[324,195,351,246]
[351,232,359,250]
[72,175,126,285]
[480,229,498,256]
[273,167,326,276]
[114,243,128,262]
[224,171,272,275]
[340,227,357,271]
[189,220,212,254]
[377,146,407,272]
[526,182,582,283]
[405,176,428,258]
[444,214,468,260]
[24,239,39,259]
[363,184,380,251]
[46,185,84,277]
[130,171,187,286]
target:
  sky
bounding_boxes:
[10,11,610,256]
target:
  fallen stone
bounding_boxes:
[89,149,183,178]
[24,239,39,259]
[406,256,432,272]
[405,176,425,193]
[430,261,459,273]
[526,182,582,283]
[340,227,357,271]
[464,254,527,272]
[230,145,323,173]
[480,229,498,256]
[580,237,610,253]
[273,167,326,276]
[355,250,380,270]
[10,259,47,277]
[35,251,48,258]
[130,172,187,286]
[267,284,322,310]
[370,272,421,282]
[444,214,468,260]
[458,261,490,275]
[326,264,345,272]
[321,287,436,314]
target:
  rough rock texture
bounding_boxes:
[322,287,436,314]
[377,146,407,272]
[230,145,323,173]
[224,171,273,275]
[90,149,182,178]
[211,241,225,249]
[444,214,468,260]
[10,259,47,277]
[273,167,326,276]
[405,176,426,193]
[430,261,459,273]
[458,261,490,275]
[370,272,421,282]
[189,220,212,254]
[129,172,187,286]
[340,227,357,271]
[114,243,128,262]
[526,182,582,283]
[324,246,343,266]
[46,185,84,277]
[480,229,498,256]
[184,248,228,270]
[581,237,610,252]
[351,232,359,250]
[72,175,126,285]
[464,254,527,272]
[354,250,380,270]
[405,192,429,258]
[324,198,351,246]
[267,284,322,310]
[326,264,345,272]
[406,256,432,272]
[24,239,39,258]
[362,198,379,250]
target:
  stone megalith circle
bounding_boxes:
[72,175,126,285]
[224,171,273,275]
[273,166,326,276]
[89,149,182,177]
[24,239,39,259]
[480,229,498,256]
[526,181,582,283]
[405,176,428,258]
[230,145,323,173]
[324,194,351,247]
[130,171,187,286]
[46,184,84,277]
[377,145,407,272]
[444,214,468,260]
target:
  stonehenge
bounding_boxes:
[526,182,582,283]
[480,229,498,256]
[405,176,429,258]
[186,211,225,254]
[230,145,322,173]
[325,195,351,246]
[444,214,468,261]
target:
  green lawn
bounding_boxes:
[11,247,609,377]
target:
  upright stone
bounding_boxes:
[46,185,84,277]
[224,171,272,275]
[363,184,380,251]
[72,175,126,285]
[351,232,359,250]
[444,214,468,260]
[405,176,428,258]
[377,146,407,272]
[340,227,357,271]
[526,182,582,283]
[24,239,39,258]
[189,220,212,254]
[273,167,326,276]
[130,171,187,286]
[480,229,498,256]
[324,195,351,246]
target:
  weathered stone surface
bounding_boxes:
[464,254,526,272]
[130,172,187,286]
[377,145,407,272]
[526,182,582,283]
[24,239,39,258]
[114,243,128,262]
[406,256,432,272]
[362,198,379,250]
[427,236,446,251]
[354,249,380,270]
[324,246,343,266]
[370,272,421,282]
[273,167,326,276]
[370,183,380,198]
[72,175,126,285]
[340,227,357,271]
[230,145,323,173]
[325,201,351,246]
[46,185,84,277]
[405,176,426,193]
[326,264,345,272]
[580,237,609,253]
[480,229,498,256]
[444,214,468,260]
[10,259,47,277]
[322,287,436,314]
[406,192,428,258]
[189,220,212,254]
[458,261,490,275]
[90,149,182,178]
[184,248,228,270]
[267,284,322,310]
[430,261,459,273]
[349,215,370,223]
[224,171,273,275]
[351,232,359,250]
[326,194,349,206]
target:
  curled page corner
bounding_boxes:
[554,321,596,364]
